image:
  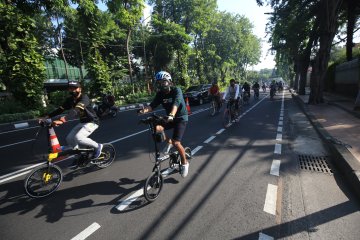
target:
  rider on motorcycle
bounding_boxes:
[99,92,115,117]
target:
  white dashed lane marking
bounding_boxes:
[270,160,281,176]
[263,184,278,215]
[204,136,216,143]
[71,222,100,240]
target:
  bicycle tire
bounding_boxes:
[96,143,116,168]
[144,171,163,202]
[24,164,63,198]
[223,109,231,128]
[210,101,216,116]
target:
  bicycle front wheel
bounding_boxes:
[144,171,163,202]
[223,109,231,128]
[24,164,63,198]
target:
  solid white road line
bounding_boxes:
[216,129,225,135]
[276,133,282,141]
[0,170,31,184]
[0,139,35,149]
[279,116,283,121]
[278,120,283,126]
[259,232,274,240]
[263,184,278,215]
[0,163,44,181]
[277,126,283,132]
[204,136,216,144]
[109,129,149,144]
[71,222,100,240]
[0,126,39,135]
[274,144,282,154]
[270,160,281,176]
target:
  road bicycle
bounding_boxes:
[223,98,240,128]
[24,119,116,198]
[253,88,260,100]
[140,114,192,202]
[209,96,222,116]
[242,91,250,105]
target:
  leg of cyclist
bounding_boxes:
[156,120,189,177]
[72,122,102,158]
[66,123,83,149]
[215,95,221,112]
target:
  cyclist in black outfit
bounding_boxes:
[138,71,189,177]
[45,81,103,158]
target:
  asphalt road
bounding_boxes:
[0,91,359,240]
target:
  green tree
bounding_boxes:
[0,3,45,108]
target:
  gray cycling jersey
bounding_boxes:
[229,87,236,99]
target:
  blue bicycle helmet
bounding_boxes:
[154,71,172,93]
[155,71,172,82]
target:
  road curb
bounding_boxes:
[0,102,151,134]
[290,90,360,200]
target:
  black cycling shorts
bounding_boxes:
[162,119,187,142]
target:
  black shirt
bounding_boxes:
[49,93,99,124]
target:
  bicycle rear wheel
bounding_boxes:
[96,143,116,168]
[223,109,231,128]
[144,171,163,202]
[24,164,63,198]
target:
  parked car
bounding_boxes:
[183,84,212,105]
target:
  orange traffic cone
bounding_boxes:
[49,127,62,153]
[186,97,192,115]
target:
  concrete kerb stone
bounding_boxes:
[290,90,360,200]
[0,102,151,134]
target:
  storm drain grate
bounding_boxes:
[298,155,333,175]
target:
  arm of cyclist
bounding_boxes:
[222,87,229,101]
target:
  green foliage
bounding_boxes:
[0,99,28,114]
[0,110,40,124]
[0,3,46,109]
[125,91,154,104]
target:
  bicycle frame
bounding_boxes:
[41,119,97,165]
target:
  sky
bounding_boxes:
[217,0,275,71]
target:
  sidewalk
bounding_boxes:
[291,89,360,199]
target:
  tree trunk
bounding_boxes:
[126,28,134,93]
[308,0,341,104]
[299,16,319,95]
[346,0,356,61]
[57,16,69,80]
[294,61,300,92]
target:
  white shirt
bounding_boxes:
[223,84,241,100]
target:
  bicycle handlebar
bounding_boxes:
[39,118,53,127]
[139,114,169,125]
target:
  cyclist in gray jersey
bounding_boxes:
[223,79,241,110]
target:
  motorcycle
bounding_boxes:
[93,102,118,118]
[270,87,276,100]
